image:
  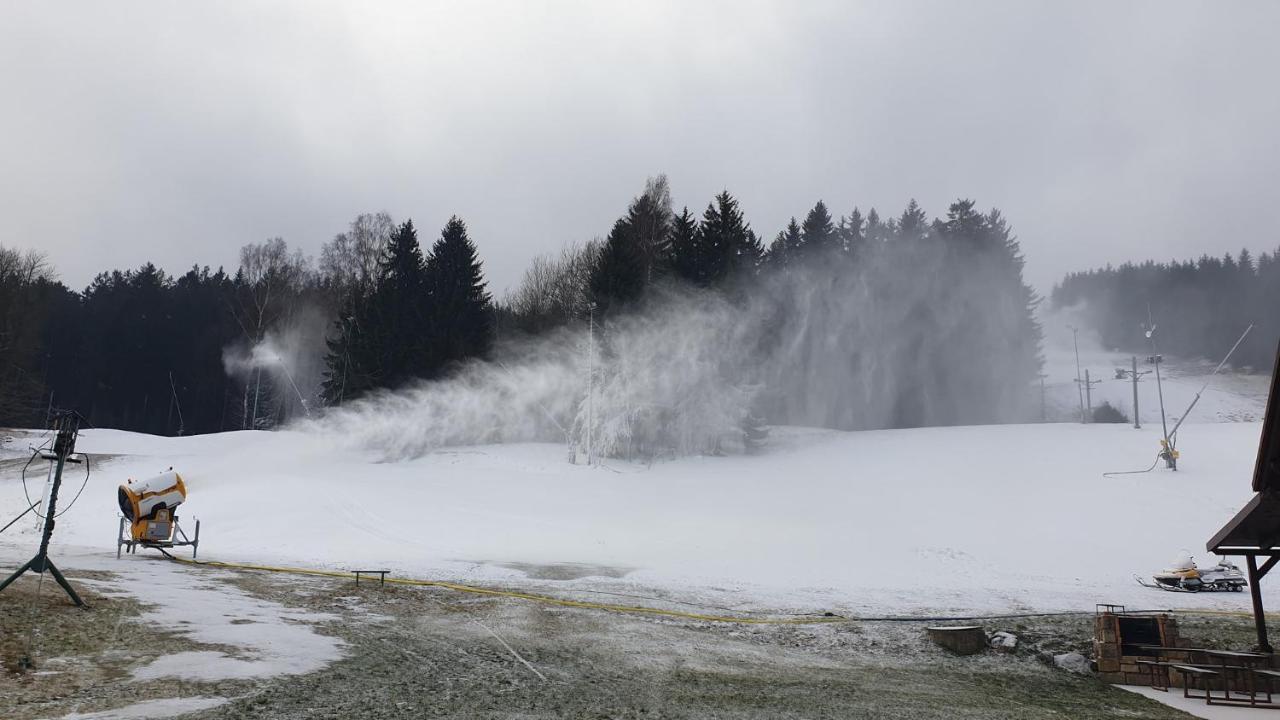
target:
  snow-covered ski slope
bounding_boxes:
[1040,317,1269,424]
[0,418,1268,616]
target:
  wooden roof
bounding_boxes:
[1208,492,1280,553]
[1207,340,1280,553]
[1253,341,1280,493]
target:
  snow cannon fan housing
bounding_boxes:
[118,471,186,543]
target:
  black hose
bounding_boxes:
[0,501,39,536]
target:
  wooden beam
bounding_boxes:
[1260,554,1280,580]
[1247,555,1273,654]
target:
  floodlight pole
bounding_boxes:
[1084,369,1095,421]
[0,412,85,606]
[1131,356,1141,429]
[1070,325,1086,423]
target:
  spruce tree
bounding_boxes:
[589,217,648,314]
[667,206,703,285]
[766,218,802,271]
[425,216,494,374]
[699,191,757,285]
[370,220,431,388]
[800,200,837,256]
[839,208,864,255]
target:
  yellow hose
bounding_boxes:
[162,554,847,625]
[161,554,1277,625]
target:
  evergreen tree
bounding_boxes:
[839,208,864,255]
[864,208,889,243]
[800,200,837,256]
[667,206,703,285]
[897,199,928,242]
[589,217,648,314]
[324,219,432,400]
[766,218,802,271]
[425,216,494,373]
[699,191,758,285]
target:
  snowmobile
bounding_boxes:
[1137,555,1246,592]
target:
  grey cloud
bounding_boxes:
[2,1,1277,295]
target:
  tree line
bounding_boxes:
[2,176,1045,450]
[505,177,1044,437]
[0,214,491,435]
[1052,250,1280,371]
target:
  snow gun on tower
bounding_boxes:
[116,470,200,557]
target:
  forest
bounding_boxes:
[2,177,1044,456]
[1052,251,1280,371]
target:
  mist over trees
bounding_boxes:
[500,179,1044,449]
[1052,251,1280,371]
[3,176,1048,458]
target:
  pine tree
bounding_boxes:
[766,218,802,271]
[699,191,757,285]
[800,200,837,256]
[425,216,494,374]
[589,217,648,314]
[667,206,703,285]
[839,208,864,255]
[322,219,431,399]
[897,200,928,243]
[865,208,888,244]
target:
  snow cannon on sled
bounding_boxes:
[116,470,200,558]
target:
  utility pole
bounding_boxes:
[1115,357,1151,429]
[1069,325,1086,423]
[1132,356,1140,429]
[1082,369,1101,422]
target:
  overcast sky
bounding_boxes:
[3,1,1277,296]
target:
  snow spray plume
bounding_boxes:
[223,306,330,426]
[309,285,757,462]
[752,234,1041,431]
[313,219,1043,459]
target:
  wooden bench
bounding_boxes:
[1169,665,1219,702]
[1248,669,1280,708]
[352,569,390,587]
[1135,660,1173,691]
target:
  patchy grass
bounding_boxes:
[0,564,1219,719]
[0,571,254,720]
[181,572,1196,720]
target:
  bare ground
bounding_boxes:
[0,563,1206,720]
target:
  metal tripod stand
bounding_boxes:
[0,411,85,606]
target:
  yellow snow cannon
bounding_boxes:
[118,470,187,544]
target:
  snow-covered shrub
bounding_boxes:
[1091,401,1128,424]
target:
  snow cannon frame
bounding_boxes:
[115,470,200,558]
